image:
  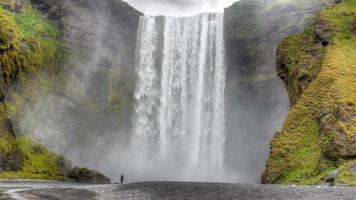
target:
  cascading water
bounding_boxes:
[132,13,227,181]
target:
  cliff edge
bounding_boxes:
[263,0,356,185]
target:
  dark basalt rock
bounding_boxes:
[69,167,111,184]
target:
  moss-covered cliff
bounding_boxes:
[223,0,336,178]
[21,0,142,175]
[0,0,140,181]
[263,0,356,185]
[0,0,67,179]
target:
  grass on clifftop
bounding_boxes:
[264,0,356,185]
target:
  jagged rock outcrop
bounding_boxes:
[223,0,336,179]
[263,0,356,185]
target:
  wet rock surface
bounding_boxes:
[12,182,356,200]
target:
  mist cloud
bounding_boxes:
[125,0,238,16]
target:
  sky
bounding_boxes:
[125,0,239,16]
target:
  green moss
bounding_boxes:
[0,6,19,50]
[15,6,59,39]
[0,6,39,86]
[0,1,68,179]
[338,160,356,186]
[0,136,64,179]
[0,0,63,109]
[264,0,356,185]
[266,119,329,184]
[276,23,326,105]
[0,137,12,152]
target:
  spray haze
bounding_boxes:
[7,0,318,184]
[131,14,230,181]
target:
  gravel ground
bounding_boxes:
[6,182,356,200]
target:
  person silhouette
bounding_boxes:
[120,174,124,184]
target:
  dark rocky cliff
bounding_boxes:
[223,0,336,180]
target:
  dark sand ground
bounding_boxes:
[2,182,355,200]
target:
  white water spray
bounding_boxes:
[132,13,227,181]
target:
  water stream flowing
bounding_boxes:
[132,13,227,181]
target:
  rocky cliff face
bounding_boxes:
[223,0,336,180]
[0,0,68,178]
[225,0,336,79]
[9,0,143,177]
[0,0,141,180]
[263,0,356,185]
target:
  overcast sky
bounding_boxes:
[125,0,238,16]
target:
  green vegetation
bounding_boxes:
[338,160,356,186]
[0,136,64,179]
[263,0,356,185]
[15,6,59,39]
[276,23,326,105]
[0,1,66,179]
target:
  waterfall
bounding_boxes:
[132,13,226,181]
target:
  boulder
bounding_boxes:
[69,167,111,184]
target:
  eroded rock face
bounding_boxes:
[263,0,356,185]
[21,0,142,178]
[315,18,335,45]
[320,103,356,159]
[276,26,325,106]
[0,0,141,179]
[224,0,336,79]
[223,0,336,181]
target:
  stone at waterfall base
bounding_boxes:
[68,167,111,184]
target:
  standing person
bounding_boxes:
[326,171,338,186]
[120,174,124,184]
